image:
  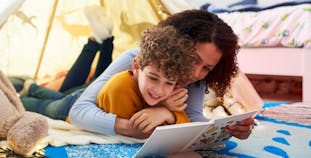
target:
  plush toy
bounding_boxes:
[203,70,263,119]
[0,71,48,156]
[203,88,247,119]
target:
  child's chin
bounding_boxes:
[147,102,157,106]
[146,100,159,106]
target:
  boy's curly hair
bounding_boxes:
[137,26,199,84]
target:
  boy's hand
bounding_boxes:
[160,87,188,112]
[115,117,151,139]
[129,107,175,133]
[225,117,254,139]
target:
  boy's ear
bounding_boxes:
[132,58,140,76]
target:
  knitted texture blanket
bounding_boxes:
[259,102,311,125]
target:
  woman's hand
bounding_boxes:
[225,117,255,139]
[129,107,175,133]
[159,87,188,112]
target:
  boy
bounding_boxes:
[96,26,199,133]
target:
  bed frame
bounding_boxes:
[237,48,311,103]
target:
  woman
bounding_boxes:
[69,10,254,140]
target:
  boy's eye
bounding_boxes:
[149,76,158,81]
[166,82,175,86]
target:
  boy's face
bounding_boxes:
[136,64,177,106]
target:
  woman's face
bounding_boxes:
[190,42,222,84]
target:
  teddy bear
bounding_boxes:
[0,70,48,156]
[203,70,263,119]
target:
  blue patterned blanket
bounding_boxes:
[44,102,311,158]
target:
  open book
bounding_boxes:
[135,110,257,157]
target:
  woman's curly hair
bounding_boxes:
[137,26,199,84]
[159,10,239,96]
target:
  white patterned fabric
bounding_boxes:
[218,4,311,48]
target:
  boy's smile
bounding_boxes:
[135,64,177,106]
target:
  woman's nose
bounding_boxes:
[193,66,202,80]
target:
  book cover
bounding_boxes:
[135,111,257,158]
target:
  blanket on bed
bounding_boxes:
[217,4,311,48]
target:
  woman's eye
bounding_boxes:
[203,66,211,72]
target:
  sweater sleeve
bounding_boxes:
[68,49,138,135]
[173,111,190,124]
[185,80,210,122]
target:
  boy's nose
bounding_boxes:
[153,85,165,96]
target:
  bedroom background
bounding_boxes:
[1,1,311,157]
[0,0,310,103]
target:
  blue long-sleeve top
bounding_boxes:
[68,48,209,135]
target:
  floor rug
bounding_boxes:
[3,102,310,158]
[43,102,311,158]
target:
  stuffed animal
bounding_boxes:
[0,71,48,156]
[203,88,247,119]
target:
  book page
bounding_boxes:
[134,122,213,158]
[185,111,257,151]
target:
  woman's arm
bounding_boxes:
[68,49,138,135]
[186,80,254,140]
[185,80,210,122]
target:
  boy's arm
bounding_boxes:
[68,49,138,135]
[172,111,190,124]
[129,106,176,133]
[115,117,152,139]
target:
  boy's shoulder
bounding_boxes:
[110,70,133,81]
[104,70,136,92]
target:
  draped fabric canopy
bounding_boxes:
[0,0,99,80]
[0,0,206,80]
[0,0,25,26]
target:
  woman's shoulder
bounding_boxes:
[119,48,139,57]
[187,80,206,89]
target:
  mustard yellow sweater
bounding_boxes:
[97,70,189,124]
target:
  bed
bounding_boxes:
[238,48,311,102]
[213,3,311,103]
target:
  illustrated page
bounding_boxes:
[186,111,257,151]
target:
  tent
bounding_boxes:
[1,0,101,80]
[0,0,263,109]
[0,0,209,81]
